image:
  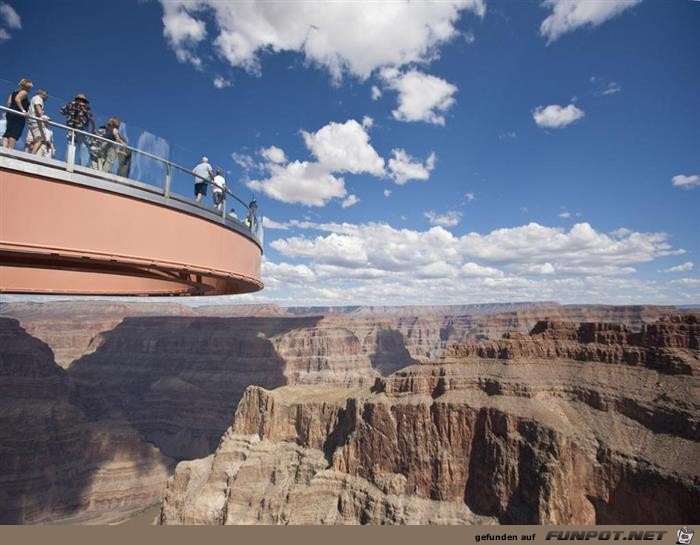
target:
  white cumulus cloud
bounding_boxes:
[161,3,207,67]
[0,2,20,41]
[388,149,436,185]
[540,0,642,43]
[232,152,256,171]
[0,3,21,29]
[672,174,700,190]
[424,210,462,227]
[380,68,458,125]
[261,217,290,230]
[270,220,681,279]
[533,103,585,129]
[247,161,346,207]
[159,1,485,80]
[663,262,694,273]
[302,119,384,175]
[248,118,433,207]
[260,146,287,164]
[212,76,232,88]
[341,194,360,208]
[263,261,316,289]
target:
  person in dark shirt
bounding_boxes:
[99,117,127,173]
[117,136,132,178]
[2,78,32,149]
[60,93,95,166]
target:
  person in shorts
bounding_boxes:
[212,168,226,211]
[24,116,56,158]
[27,89,48,155]
[192,156,214,203]
[2,78,32,150]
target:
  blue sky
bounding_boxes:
[1,0,698,305]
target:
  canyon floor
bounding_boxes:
[0,301,697,524]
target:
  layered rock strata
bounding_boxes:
[1,302,676,372]
[160,316,699,525]
[0,318,173,524]
[449,315,699,375]
[0,300,693,525]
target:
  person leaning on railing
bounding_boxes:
[212,168,226,211]
[245,199,258,230]
[2,78,32,150]
[94,117,127,173]
[27,89,49,155]
[24,115,56,159]
[60,93,95,166]
[192,156,214,203]
[117,136,132,178]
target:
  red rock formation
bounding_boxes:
[448,315,699,375]
[160,315,699,525]
[0,301,693,524]
[0,318,173,524]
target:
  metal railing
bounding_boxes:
[0,105,262,243]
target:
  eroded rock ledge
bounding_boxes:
[160,316,699,525]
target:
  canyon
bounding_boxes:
[0,301,697,524]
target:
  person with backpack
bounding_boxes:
[99,117,127,173]
[2,78,32,150]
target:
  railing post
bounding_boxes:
[66,129,76,173]
[164,163,171,198]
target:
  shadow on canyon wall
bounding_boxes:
[1,313,453,523]
[0,318,166,523]
[369,328,418,375]
[0,315,323,523]
[67,315,325,459]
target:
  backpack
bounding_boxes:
[87,125,108,158]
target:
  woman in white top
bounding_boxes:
[212,168,226,211]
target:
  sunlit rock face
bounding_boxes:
[160,315,699,525]
[0,301,694,524]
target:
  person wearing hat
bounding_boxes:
[60,93,95,166]
[2,78,32,150]
[192,156,214,203]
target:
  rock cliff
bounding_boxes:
[448,315,699,375]
[160,315,699,525]
[0,302,675,371]
[0,318,173,524]
[0,301,694,524]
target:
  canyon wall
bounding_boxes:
[0,301,693,524]
[0,318,172,524]
[160,315,699,525]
